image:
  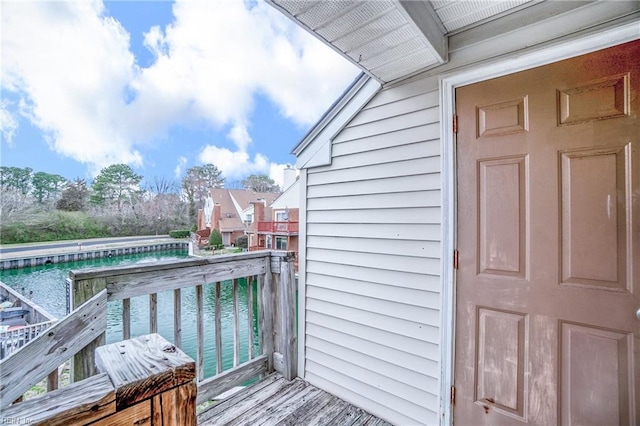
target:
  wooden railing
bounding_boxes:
[1,250,297,420]
[0,290,107,408]
[256,221,299,233]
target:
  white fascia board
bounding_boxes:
[293,75,381,169]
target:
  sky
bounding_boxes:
[0,0,359,188]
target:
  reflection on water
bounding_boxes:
[0,250,259,379]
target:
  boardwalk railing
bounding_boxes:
[1,250,297,417]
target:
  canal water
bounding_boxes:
[0,250,259,379]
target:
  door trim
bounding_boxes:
[438,21,640,425]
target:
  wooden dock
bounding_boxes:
[198,374,391,426]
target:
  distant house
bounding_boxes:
[268,1,640,425]
[196,189,280,247]
[249,178,300,266]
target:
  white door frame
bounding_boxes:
[438,21,640,425]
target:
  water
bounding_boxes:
[0,250,259,379]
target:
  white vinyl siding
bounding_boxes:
[303,84,442,425]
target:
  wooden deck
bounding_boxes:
[198,374,392,426]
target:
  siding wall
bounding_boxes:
[303,80,442,425]
[297,6,639,424]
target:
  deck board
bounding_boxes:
[198,374,391,426]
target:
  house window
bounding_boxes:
[275,236,287,250]
[266,235,272,249]
[245,214,253,224]
[275,211,288,221]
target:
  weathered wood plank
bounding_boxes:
[273,351,285,374]
[277,252,297,380]
[197,374,284,424]
[278,392,348,426]
[0,290,108,408]
[274,391,337,426]
[94,333,195,410]
[215,281,223,374]
[247,276,255,359]
[149,293,158,334]
[87,255,269,301]
[1,372,115,426]
[197,374,392,426]
[223,380,308,426]
[233,278,240,367]
[204,381,300,426]
[122,298,131,340]
[152,381,197,426]
[196,354,268,406]
[258,264,274,373]
[72,277,107,382]
[253,384,322,425]
[90,399,151,426]
[174,288,182,348]
[329,402,367,425]
[70,251,271,281]
[196,284,204,381]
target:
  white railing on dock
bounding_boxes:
[0,250,297,418]
[0,320,57,359]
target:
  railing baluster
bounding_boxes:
[233,278,240,367]
[47,369,58,392]
[123,298,131,340]
[215,282,222,374]
[174,288,182,348]
[149,293,158,334]
[247,276,254,359]
[196,284,204,381]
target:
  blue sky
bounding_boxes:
[1,0,359,187]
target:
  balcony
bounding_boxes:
[256,221,298,234]
[0,251,386,425]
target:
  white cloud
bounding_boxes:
[199,145,269,181]
[269,162,290,189]
[1,0,359,175]
[0,101,18,147]
[174,156,187,178]
[1,0,143,173]
[227,123,252,151]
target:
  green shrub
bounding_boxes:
[209,229,223,249]
[191,223,198,232]
[169,230,190,238]
[235,235,248,249]
[0,211,110,244]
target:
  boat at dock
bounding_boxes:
[0,281,57,359]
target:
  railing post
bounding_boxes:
[4,333,196,425]
[95,333,197,424]
[258,254,274,373]
[278,252,297,380]
[70,276,107,382]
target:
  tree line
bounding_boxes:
[0,164,281,244]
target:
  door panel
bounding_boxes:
[455,40,639,425]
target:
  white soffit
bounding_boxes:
[270,0,447,83]
[269,0,538,83]
[431,0,534,32]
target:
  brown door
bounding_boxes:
[454,40,640,425]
